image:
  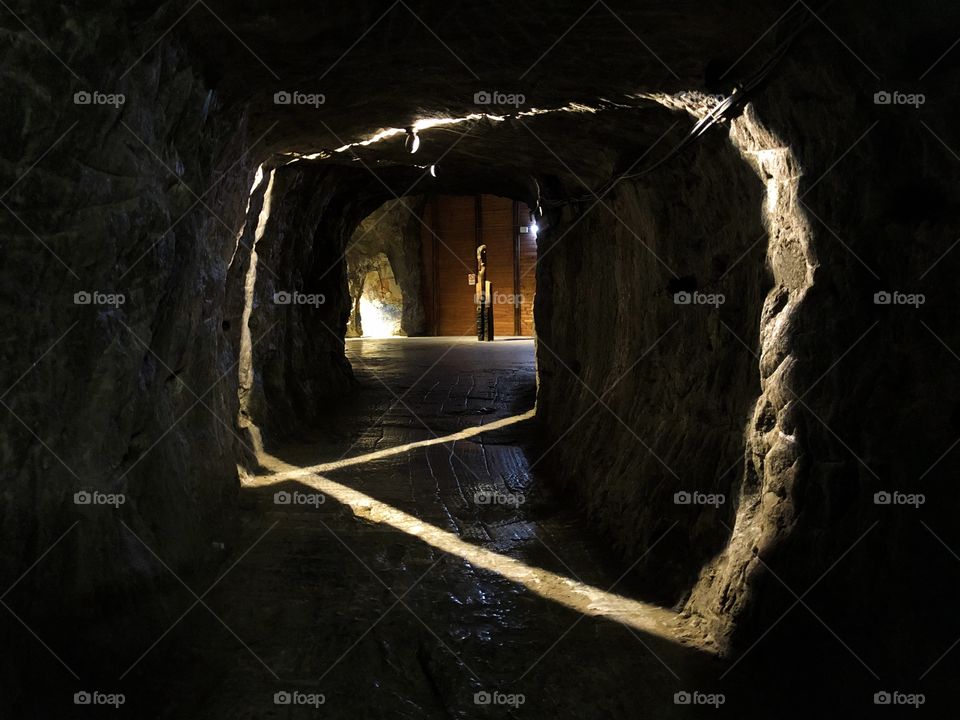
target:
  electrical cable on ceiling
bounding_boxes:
[544,1,831,208]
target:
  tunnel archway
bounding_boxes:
[229,97,780,635]
[3,2,959,716]
[347,251,404,338]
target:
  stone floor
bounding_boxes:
[119,337,724,718]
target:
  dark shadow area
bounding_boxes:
[2,475,718,719]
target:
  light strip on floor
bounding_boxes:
[247,413,680,642]
[264,409,536,478]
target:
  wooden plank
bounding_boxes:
[419,199,437,335]
[480,195,516,336]
[517,202,537,336]
[436,196,478,336]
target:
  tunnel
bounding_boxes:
[1,1,959,717]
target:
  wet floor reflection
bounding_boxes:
[9,338,726,718]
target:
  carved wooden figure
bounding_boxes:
[475,244,494,341]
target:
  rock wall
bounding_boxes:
[2,0,958,701]
[534,118,768,610]
[346,253,404,337]
[534,7,960,675]
[346,197,428,337]
[692,30,960,670]
[0,5,259,691]
[234,163,367,445]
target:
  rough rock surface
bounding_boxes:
[533,106,768,618]
[1,0,959,706]
[346,197,428,337]
[0,7,258,693]
[233,164,362,444]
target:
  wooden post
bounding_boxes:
[475,244,493,341]
[476,243,486,340]
[485,280,494,341]
[431,197,440,336]
[513,200,521,336]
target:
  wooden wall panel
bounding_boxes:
[419,194,536,337]
[420,201,438,335]
[517,203,537,336]
[435,196,478,336]
[480,195,516,335]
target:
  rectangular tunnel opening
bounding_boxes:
[346,194,538,340]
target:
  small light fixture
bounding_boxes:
[404,127,420,154]
[429,164,437,177]
[530,221,539,238]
